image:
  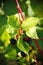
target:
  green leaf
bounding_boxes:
[1,30,10,46]
[8,15,20,29]
[26,27,38,39]
[17,36,29,54]
[21,17,39,30]
[0,15,7,36]
[5,44,16,60]
[3,0,17,16]
[26,26,43,39]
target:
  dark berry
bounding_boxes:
[10,38,17,45]
[23,36,32,45]
[21,51,27,57]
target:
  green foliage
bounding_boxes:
[30,0,43,17]
[0,15,7,36]
[0,0,43,65]
[26,27,38,39]
[17,36,29,54]
[21,17,39,30]
[0,15,7,27]
[5,44,16,60]
[3,0,18,16]
[8,15,20,29]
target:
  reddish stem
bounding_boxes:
[16,0,24,20]
[34,39,43,56]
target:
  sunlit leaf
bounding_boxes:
[1,30,10,46]
[22,17,39,30]
[8,15,20,29]
[17,36,29,55]
[26,26,43,39]
[26,27,38,39]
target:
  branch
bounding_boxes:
[34,39,43,57]
[16,0,24,20]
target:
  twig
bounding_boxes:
[16,0,24,20]
[34,39,43,57]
